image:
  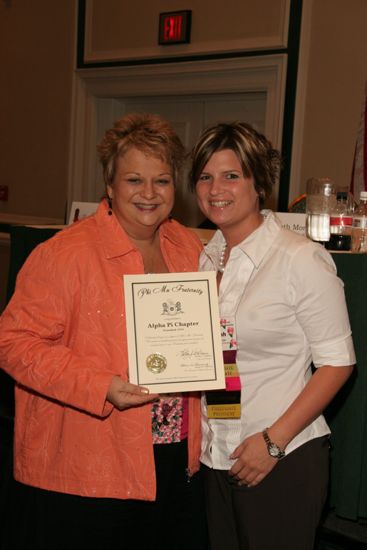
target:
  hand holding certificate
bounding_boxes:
[124,272,225,393]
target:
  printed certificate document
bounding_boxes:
[124,272,225,393]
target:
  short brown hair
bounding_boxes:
[98,113,186,188]
[189,122,281,205]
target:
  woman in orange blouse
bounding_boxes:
[0,114,207,549]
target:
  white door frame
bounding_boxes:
[67,54,287,210]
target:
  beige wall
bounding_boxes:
[1,1,366,216]
[299,0,367,196]
[86,0,287,61]
[0,0,76,219]
[1,0,367,215]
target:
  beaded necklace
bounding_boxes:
[218,241,228,273]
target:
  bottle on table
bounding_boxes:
[305,177,336,243]
[326,189,354,251]
[351,191,367,253]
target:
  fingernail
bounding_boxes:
[141,388,149,394]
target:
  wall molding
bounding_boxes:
[289,0,312,202]
[81,0,290,65]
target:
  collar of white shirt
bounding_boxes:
[203,210,281,269]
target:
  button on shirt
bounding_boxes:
[200,211,355,470]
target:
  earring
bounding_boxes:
[107,196,113,216]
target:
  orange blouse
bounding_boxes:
[0,201,203,500]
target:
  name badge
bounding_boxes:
[207,318,241,419]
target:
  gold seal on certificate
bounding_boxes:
[146,353,167,374]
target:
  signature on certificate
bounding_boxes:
[179,348,210,359]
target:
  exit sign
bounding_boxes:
[158,10,192,45]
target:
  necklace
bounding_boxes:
[218,241,227,273]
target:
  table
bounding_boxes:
[1,227,367,521]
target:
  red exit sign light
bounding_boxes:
[159,10,192,45]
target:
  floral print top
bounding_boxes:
[151,395,187,444]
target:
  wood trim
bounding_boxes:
[82,0,290,65]
[289,0,312,204]
[0,213,64,226]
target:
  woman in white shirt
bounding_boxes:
[189,121,355,550]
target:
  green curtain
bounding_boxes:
[326,254,367,520]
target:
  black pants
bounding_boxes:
[204,436,329,550]
[2,439,208,550]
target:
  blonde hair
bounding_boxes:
[98,113,186,188]
[189,122,281,205]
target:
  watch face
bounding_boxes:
[269,443,284,459]
[269,444,279,457]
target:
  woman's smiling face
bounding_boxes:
[107,147,174,239]
[195,148,262,242]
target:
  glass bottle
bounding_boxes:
[306,177,336,243]
[326,189,354,251]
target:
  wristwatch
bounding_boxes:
[262,428,285,459]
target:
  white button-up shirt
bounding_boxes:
[200,211,356,470]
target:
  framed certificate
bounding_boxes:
[124,271,225,393]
